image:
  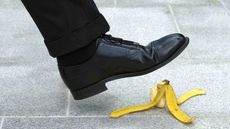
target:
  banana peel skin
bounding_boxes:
[110,80,206,124]
[110,84,167,118]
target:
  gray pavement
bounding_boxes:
[0,0,230,129]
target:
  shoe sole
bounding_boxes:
[71,37,190,100]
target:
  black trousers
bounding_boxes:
[21,0,110,57]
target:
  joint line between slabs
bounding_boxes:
[0,118,4,129]
[114,0,117,6]
[66,90,71,116]
[168,4,181,33]
[0,115,171,119]
[168,4,192,58]
[218,0,230,16]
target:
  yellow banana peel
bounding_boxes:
[177,89,206,105]
[110,80,206,124]
[110,84,167,118]
[165,84,196,124]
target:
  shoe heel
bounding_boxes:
[70,82,107,100]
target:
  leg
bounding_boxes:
[21,0,110,57]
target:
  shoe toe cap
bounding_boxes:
[155,33,187,62]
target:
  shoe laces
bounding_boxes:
[101,34,143,48]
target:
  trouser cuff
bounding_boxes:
[45,14,110,57]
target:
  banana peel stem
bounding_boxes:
[110,80,206,124]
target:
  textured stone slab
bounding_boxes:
[115,0,219,7]
[0,0,221,9]
[101,7,190,58]
[0,65,68,116]
[2,116,230,129]
[0,0,24,9]
[221,0,230,11]
[100,7,189,55]
[172,6,230,61]
[94,0,116,7]
[0,118,3,129]
[0,7,68,116]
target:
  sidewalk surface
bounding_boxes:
[0,0,230,128]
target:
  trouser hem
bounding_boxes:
[45,14,110,57]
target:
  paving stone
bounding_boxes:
[0,0,24,9]
[2,116,230,129]
[172,5,230,61]
[0,49,68,116]
[100,7,174,43]
[0,118,3,129]
[100,7,189,58]
[0,65,68,116]
[0,5,68,116]
[94,0,116,7]
[221,0,230,11]
[115,0,220,7]
[0,0,221,9]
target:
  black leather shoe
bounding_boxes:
[58,33,189,100]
